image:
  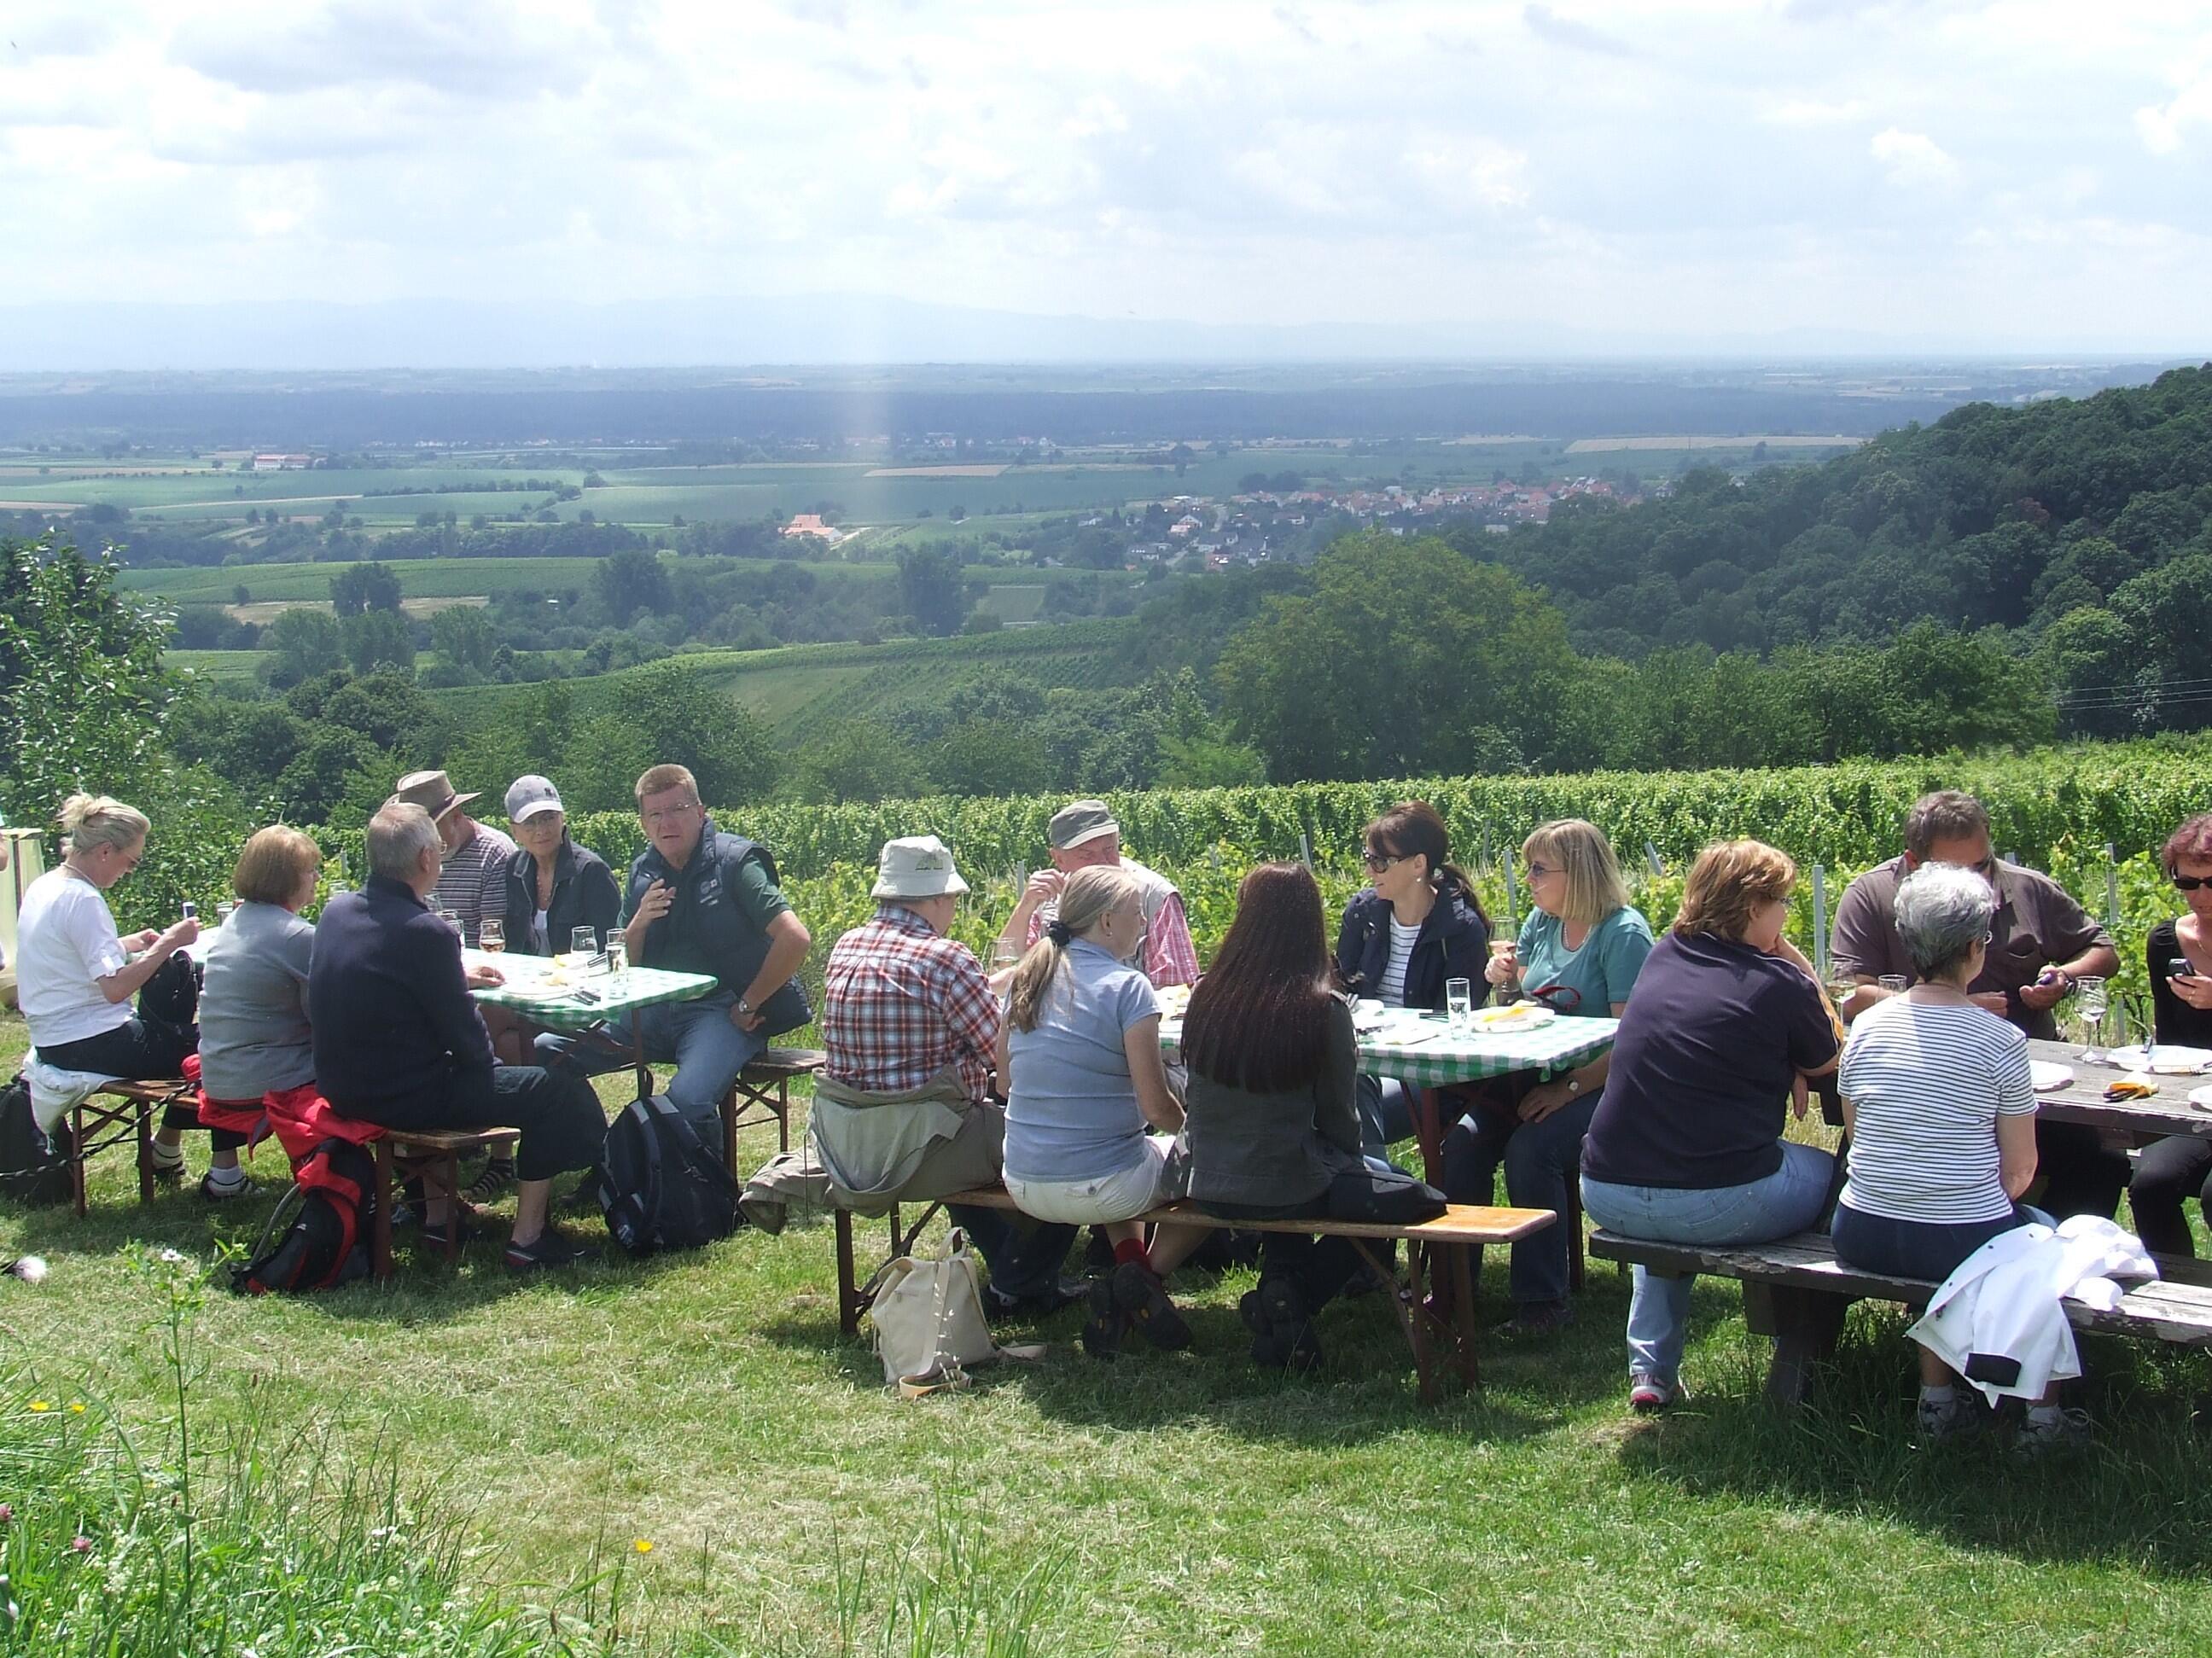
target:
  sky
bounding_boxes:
[3,0,2210,355]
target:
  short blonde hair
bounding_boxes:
[232,825,323,906]
[58,793,149,857]
[1522,819,1630,927]
[635,763,698,806]
[1674,840,1796,941]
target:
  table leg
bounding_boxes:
[1412,1085,1443,1188]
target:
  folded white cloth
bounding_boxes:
[23,1047,122,1134]
[1907,1213,2157,1404]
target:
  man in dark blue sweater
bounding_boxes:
[311,800,604,1271]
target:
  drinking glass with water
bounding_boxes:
[1446,977,1473,1031]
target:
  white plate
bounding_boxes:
[1470,1004,1558,1033]
[2030,1060,2075,1093]
[2106,1044,2212,1075]
[2188,1085,2212,1112]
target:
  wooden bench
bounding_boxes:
[368,1127,522,1279]
[718,1047,824,1167]
[837,1185,1556,1403]
[1589,1228,2212,1406]
[65,1079,192,1215]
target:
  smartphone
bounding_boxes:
[180,901,197,920]
[573,987,603,1005]
[2171,957,2195,981]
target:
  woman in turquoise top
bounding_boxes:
[999,864,1208,1360]
[1452,818,1654,1335]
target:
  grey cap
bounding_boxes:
[504,775,565,822]
[872,835,970,899]
[1047,799,1119,851]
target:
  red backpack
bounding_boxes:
[230,1139,376,1294]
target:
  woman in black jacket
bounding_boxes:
[2127,813,2212,1256]
[1333,801,1492,1166]
[499,775,622,963]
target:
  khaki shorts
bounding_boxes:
[1004,1134,1173,1225]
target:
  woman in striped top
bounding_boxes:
[1833,862,2058,1440]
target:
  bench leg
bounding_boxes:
[372,1139,396,1283]
[1349,1236,1439,1404]
[438,1152,463,1263]
[1746,1282,1851,1409]
[836,1207,860,1335]
[68,1106,89,1219]
[136,1102,156,1206]
[1448,1242,1482,1393]
[720,1089,739,1178]
[1399,1239,1442,1405]
[775,1079,790,1155]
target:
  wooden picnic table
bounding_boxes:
[465,947,718,1097]
[2022,1036,2212,1141]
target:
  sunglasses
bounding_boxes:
[1527,980,1582,1011]
[1361,850,1407,872]
[2174,874,2212,892]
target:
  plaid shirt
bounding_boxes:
[1025,889,1200,988]
[823,905,1001,1100]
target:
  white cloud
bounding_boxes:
[2137,70,2212,155]
[1870,126,1959,187]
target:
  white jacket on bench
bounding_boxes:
[1907,1214,2157,1404]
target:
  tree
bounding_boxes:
[0,537,172,828]
[329,561,403,617]
[563,662,777,813]
[341,608,416,676]
[787,719,928,804]
[930,718,1052,796]
[262,607,346,688]
[430,604,498,679]
[897,546,965,636]
[593,548,673,623]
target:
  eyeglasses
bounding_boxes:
[1361,851,1406,872]
[643,802,700,825]
[1525,863,1558,881]
[2174,874,2212,892]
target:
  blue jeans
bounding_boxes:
[536,990,765,1136]
[1580,1140,1837,1385]
[1442,1090,1603,1306]
[1355,1074,1415,1173]
[951,1206,1077,1304]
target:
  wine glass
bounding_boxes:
[1445,977,1473,1032]
[572,926,600,963]
[479,917,505,954]
[992,940,1020,969]
[2075,975,2109,1063]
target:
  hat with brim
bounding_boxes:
[393,769,480,822]
[1048,799,1119,851]
[873,835,970,899]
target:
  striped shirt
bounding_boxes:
[431,820,517,948]
[1377,917,1420,1007]
[1837,995,2035,1225]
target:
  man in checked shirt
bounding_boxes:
[812,835,1079,1318]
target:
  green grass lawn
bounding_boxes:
[9,1005,2212,1654]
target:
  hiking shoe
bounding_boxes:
[1112,1260,1193,1352]
[199,1170,252,1202]
[1079,1277,1126,1361]
[2013,1405,2092,1455]
[465,1156,516,1203]
[504,1230,591,1273]
[1629,1373,1689,1413]
[1917,1393,1978,1444]
[1493,1300,1575,1339]
[1240,1289,1291,1368]
[1259,1275,1323,1373]
[984,1277,1086,1326]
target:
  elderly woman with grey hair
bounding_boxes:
[1833,862,2066,1440]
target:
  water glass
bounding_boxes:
[992,940,1021,969]
[1877,974,1908,997]
[439,909,463,940]
[215,901,236,928]
[572,926,600,961]
[1445,977,1473,1031]
[479,917,505,954]
[607,938,627,984]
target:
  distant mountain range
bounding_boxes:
[0,294,2194,372]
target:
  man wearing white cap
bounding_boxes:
[996,799,1198,989]
[393,768,515,950]
[813,835,1078,1317]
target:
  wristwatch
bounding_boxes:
[736,996,754,1016]
[1566,1076,1583,1095]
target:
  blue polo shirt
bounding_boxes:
[1004,940,1161,1184]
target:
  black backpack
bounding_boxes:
[596,1095,741,1257]
[230,1140,375,1294]
[0,1076,72,1207]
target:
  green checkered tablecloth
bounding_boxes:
[1164,1009,1618,1089]
[463,950,717,1032]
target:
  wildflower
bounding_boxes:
[68,1402,86,1415]
[70,1536,92,1554]
[27,1401,49,1413]
[155,1248,189,1266]
[633,1539,653,1555]
[0,1502,14,1524]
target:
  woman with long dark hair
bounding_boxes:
[1186,862,1445,1370]
[1334,801,1492,1166]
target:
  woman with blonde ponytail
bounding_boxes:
[15,794,246,1196]
[998,865,1208,1359]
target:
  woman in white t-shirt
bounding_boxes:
[1834,862,2076,1446]
[16,794,222,1186]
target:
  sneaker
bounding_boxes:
[1240,1289,1290,1368]
[199,1170,252,1202]
[983,1277,1086,1326]
[1259,1275,1323,1373]
[1629,1373,1688,1413]
[409,1202,485,1245]
[465,1157,516,1203]
[504,1230,591,1273]
[2013,1405,2092,1455]
[1111,1260,1193,1352]
[1493,1300,1575,1339]
[1916,1393,1978,1444]
[150,1152,186,1187]
[1079,1277,1126,1361]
